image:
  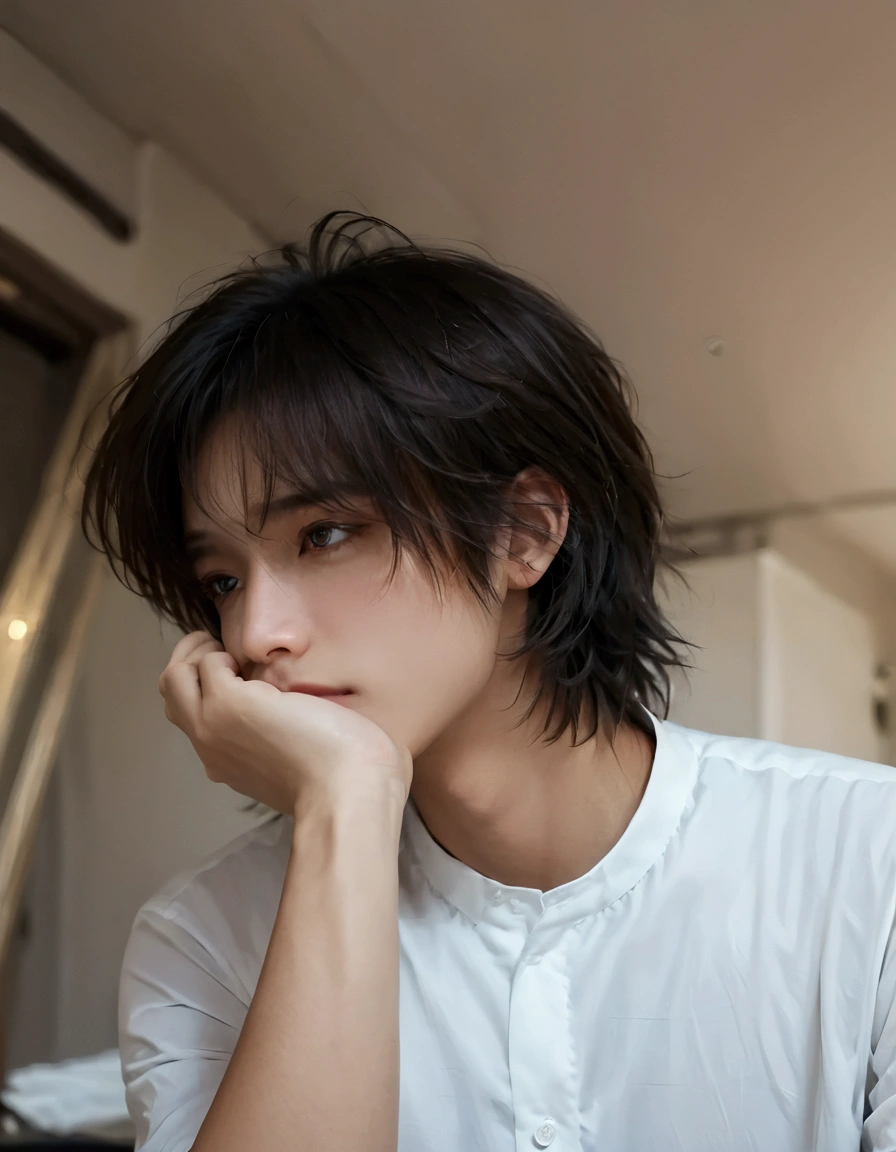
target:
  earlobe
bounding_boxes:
[506,552,550,590]
[504,468,570,590]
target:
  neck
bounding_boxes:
[409,664,656,892]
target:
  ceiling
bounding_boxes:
[3,0,896,541]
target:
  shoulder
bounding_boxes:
[138,812,293,918]
[124,814,293,1001]
[119,818,292,1151]
[666,719,896,863]
[673,721,896,788]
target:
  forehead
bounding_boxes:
[184,417,270,530]
[183,414,369,536]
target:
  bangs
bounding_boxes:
[170,305,509,626]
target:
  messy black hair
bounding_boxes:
[82,211,689,747]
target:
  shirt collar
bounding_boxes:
[401,710,700,928]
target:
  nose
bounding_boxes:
[233,567,313,672]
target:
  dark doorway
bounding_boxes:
[0,279,93,589]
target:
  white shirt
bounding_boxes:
[119,712,896,1151]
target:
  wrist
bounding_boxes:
[291,777,406,841]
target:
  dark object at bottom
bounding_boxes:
[0,1107,133,1150]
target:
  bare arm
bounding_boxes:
[191,785,404,1152]
[157,631,413,1152]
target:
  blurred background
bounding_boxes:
[1,0,895,1143]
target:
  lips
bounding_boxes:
[286,684,353,701]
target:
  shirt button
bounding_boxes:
[491,889,504,905]
[534,1119,556,1147]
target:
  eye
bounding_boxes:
[302,523,356,552]
[201,574,239,601]
[196,522,361,602]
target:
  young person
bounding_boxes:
[83,212,896,1152]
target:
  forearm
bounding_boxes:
[191,789,405,1152]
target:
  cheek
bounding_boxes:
[214,610,235,654]
[343,571,502,748]
[216,600,246,658]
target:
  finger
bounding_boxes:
[160,633,220,695]
[195,649,242,699]
[168,630,223,666]
[182,635,229,669]
[160,658,203,731]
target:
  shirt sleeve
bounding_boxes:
[864,905,896,1150]
[118,902,250,1152]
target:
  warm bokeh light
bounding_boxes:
[7,619,28,640]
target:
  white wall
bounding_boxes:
[1,41,270,1060]
[0,30,137,223]
[660,553,761,739]
[768,514,896,666]
[664,546,885,764]
[0,136,266,349]
[758,549,880,762]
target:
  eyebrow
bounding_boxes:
[183,491,364,561]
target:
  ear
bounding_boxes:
[501,467,570,590]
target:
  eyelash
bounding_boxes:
[199,521,363,603]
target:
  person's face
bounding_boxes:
[182,416,520,758]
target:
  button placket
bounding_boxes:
[509,923,577,1152]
